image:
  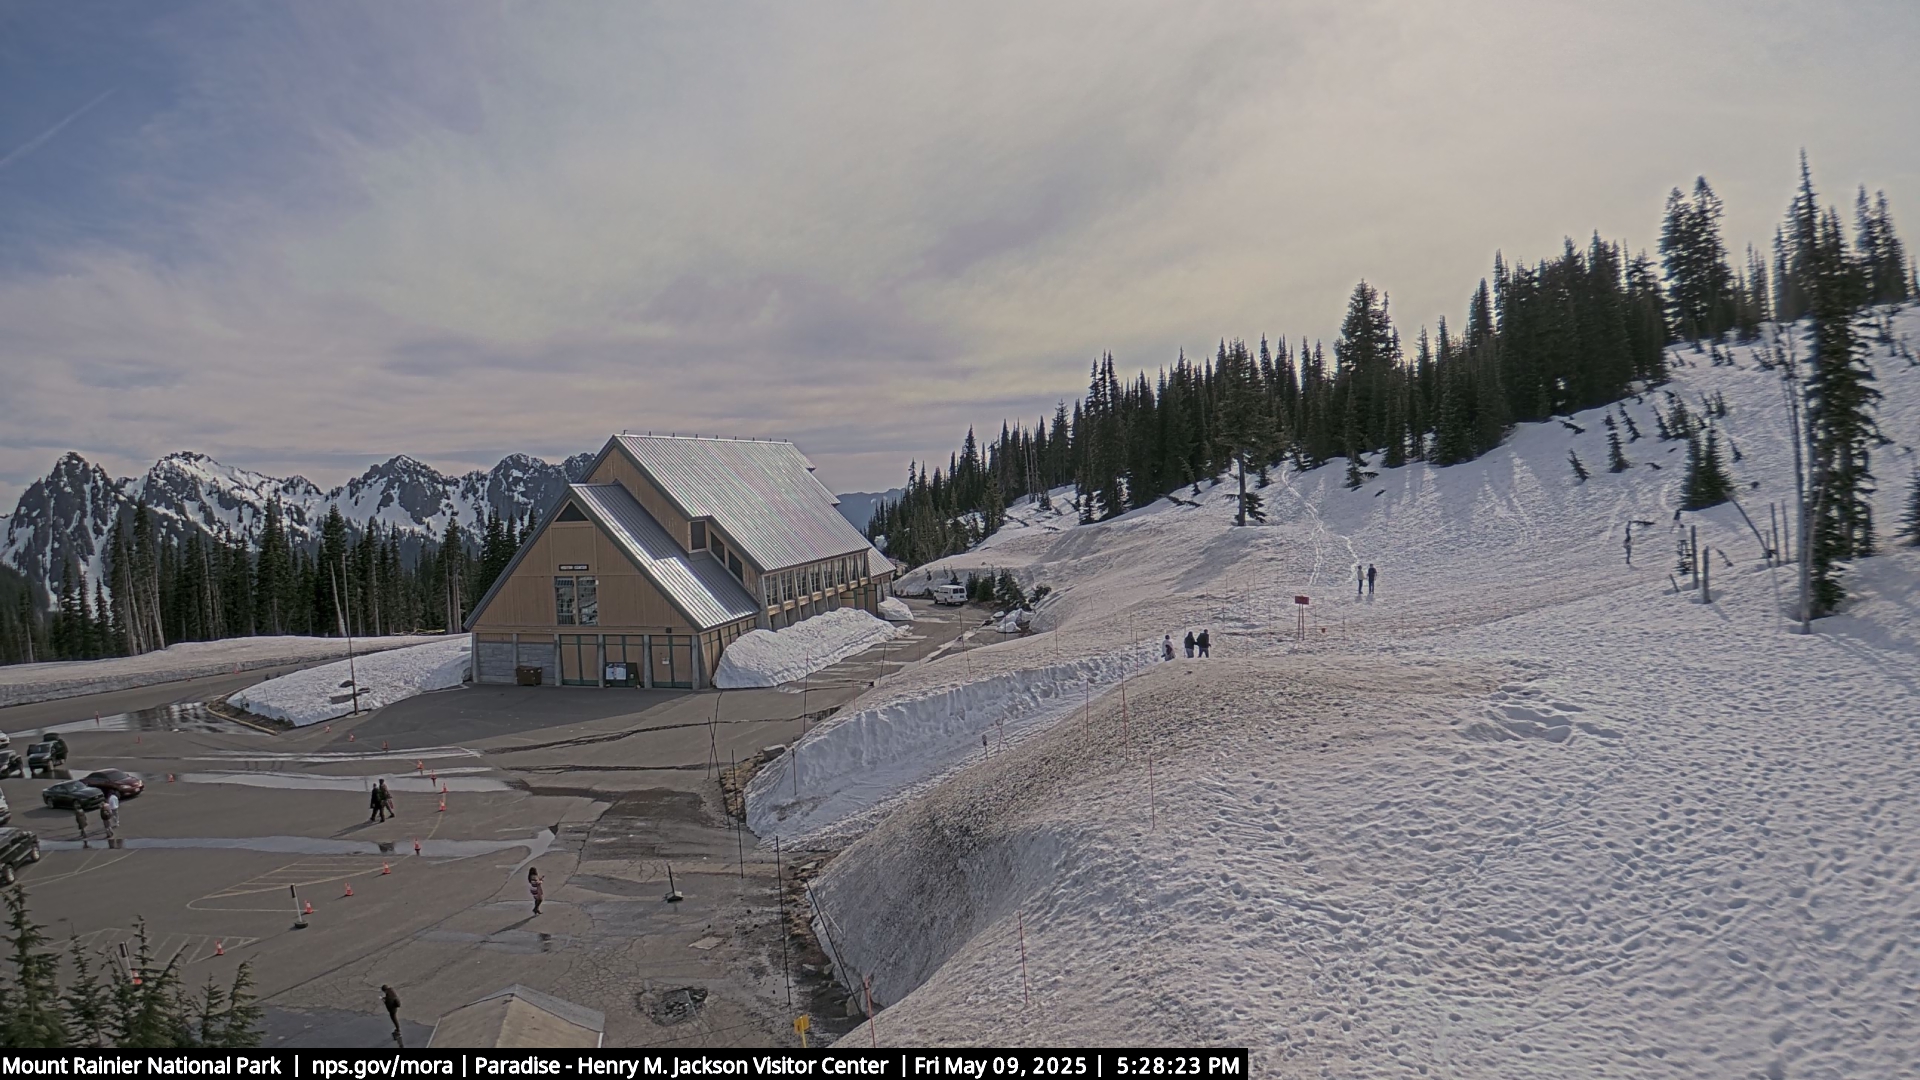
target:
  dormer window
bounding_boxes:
[691,520,707,550]
[557,502,588,522]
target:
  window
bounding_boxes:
[554,577,576,625]
[728,552,743,578]
[713,538,727,562]
[691,521,706,550]
[576,576,598,626]
[556,502,588,522]
[782,573,794,603]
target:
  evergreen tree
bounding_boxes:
[1660,177,1735,341]
[1683,426,1733,509]
[1567,450,1590,483]
[1607,425,1631,473]
[0,886,69,1047]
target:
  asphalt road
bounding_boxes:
[0,599,974,1048]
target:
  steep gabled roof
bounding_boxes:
[464,482,759,632]
[611,435,880,573]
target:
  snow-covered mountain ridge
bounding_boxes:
[1,448,597,599]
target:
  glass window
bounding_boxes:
[727,552,743,578]
[713,538,727,561]
[554,577,576,625]
[783,573,794,602]
[691,521,706,550]
[577,576,598,626]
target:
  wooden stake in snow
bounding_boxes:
[1147,743,1157,832]
[1120,674,1131,761]
[1017,910,1031,1007]
[864,975,878,1046]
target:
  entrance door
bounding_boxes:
[650,635,694,689]
[559,635,599,686]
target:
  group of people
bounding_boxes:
[367,778,397,822]
[73,790,120,846]
[1357,563,1378,596]
[1161,629,1212,660]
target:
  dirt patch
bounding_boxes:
[642,985,709,1026]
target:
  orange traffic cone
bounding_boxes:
[325,725,331,733]
[343,882,353,897]
[135,735,141,744]
[167,774,175,783]
[381,862,391,875]
[214,940,224,956]
[303,900,314,915]
[437,794,447,813]
[382,740,389,751]
[348,733,355,742]
[416,760,424,774]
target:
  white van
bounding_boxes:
[932,583,968,606]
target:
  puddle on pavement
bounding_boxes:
[414,928,567,954]
[41,829,554,859]
[189,747,479,765]
[176,772,508,792]
[37,703,266,736]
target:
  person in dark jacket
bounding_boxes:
[1162,634,1175,661]
[378,779,395,819]
[1196,629,1211,657]
[369,784,387,823]
[382,985,402,1042]
[1183,631,1196,658]
[1366,564,1377,595]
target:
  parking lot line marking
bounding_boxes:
[196,856,391,901]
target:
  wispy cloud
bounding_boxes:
[0,2,1916,504]
[0,87,116,174]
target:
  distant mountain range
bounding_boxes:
[3,452,900,603]
[1,449,595,602]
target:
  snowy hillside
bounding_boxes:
[751,311,1920,1071]
[1,448,594,600]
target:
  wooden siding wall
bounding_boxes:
[471,520,694,631]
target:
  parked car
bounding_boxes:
[0,747,21,779]
[80,770,143,799]
[42,780,105,811]
[933,583,968,606]
[26,740,66,778]
[0,828,41,885]
[0,790,10,827]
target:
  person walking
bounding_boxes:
[528,866,545,914]
[1161,634,1175,661]
[100,801,116,845]
[1357,569,1364,597]
[1196,629,1211,658]
[1366,564,1377,595]
[368,783,387,824]
[1183,631,1196,658]
[1624,527,1634,566]
[73,804,89,845]
[382,985,402,1044]
[378,779,396,820]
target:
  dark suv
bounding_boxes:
[0,828,41,886]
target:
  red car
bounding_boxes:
[80,770,144,799]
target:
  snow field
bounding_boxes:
[713,607,905,689]
[227,637,471,726]
[794,311,1920,1069]
[0,634,448,708]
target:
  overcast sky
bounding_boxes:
[1,1,1915,504]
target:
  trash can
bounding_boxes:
[515,665,543,687]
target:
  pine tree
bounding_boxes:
[0,886,70,1047]
[1683,426,1732,509]
[1607,426,1631,472]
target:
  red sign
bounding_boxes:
[1294,595,1310,605]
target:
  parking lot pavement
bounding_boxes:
[0,599,977,1047]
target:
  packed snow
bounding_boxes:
[756,312,1920,1071]
[227,637,471,726]
[712,607,904,689]
[878,597,915,622]
[0,634,447,708]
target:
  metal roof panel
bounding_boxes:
[613,436,882,572]
[570,483,760,629]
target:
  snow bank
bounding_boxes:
[746,647,1155,845]
[713,608,903,689]
[0,635,447,708]
[228,638,470,726]
[878,597,915,623]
